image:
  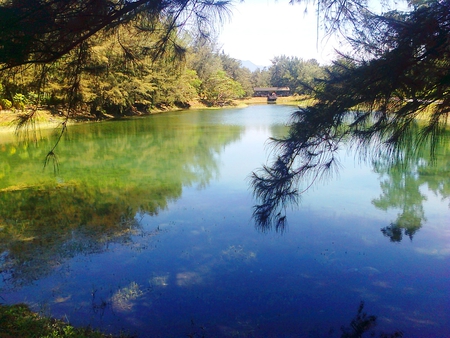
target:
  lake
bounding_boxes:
[0,105,449,337]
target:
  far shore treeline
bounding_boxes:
[0,21,324,119]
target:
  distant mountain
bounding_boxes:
[240,60,267,72]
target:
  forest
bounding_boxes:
[0,13,324,118]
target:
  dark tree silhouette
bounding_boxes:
[0,0,231,69]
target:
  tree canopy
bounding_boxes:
[0,0,231,68]
[0,0,256,118]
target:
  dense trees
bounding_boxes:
[0,26,322,116]
[0,0,241,115]
[269,56,324,95]
[0,0,331,116]
[0,21,250,115]
[0,0,231,68]
[187,39,247,106]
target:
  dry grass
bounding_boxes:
[0,109,66,129]
[233,95,314,107]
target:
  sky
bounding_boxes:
[217,0,411,67]
[217,0,341,67]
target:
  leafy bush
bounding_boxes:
[13,93,27,110]
[27,91,39,105]
[0,98,12,109]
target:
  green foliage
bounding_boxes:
[187,39,248,106]
[0,0,242,117]
[26,91,39,105]
[12,93,27,110]
[251,68,271,88]
[79,20,184,113]
[173,69,202,105]
[269,56,325,95]
[0,0,231,68]
[0,13,256,115]
[0,98,12,109]
[0,303,120,337]
[220,53,254,96]
[201,70,245,105]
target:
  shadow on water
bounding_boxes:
[251,119,450,240]
[184,301,403,337]
[0,114,243,287]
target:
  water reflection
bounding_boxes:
[0,113,243,287]
[0,106,448,336]
[372,127,450,242]
[0,182,164,287]
[252,123,450,238]
[338,302,403,338]
[183,301,404,338]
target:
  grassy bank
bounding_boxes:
[0,303,128,338]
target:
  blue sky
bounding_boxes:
[218,0,410,67]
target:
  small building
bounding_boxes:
[253,87,291,97]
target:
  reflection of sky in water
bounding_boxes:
[1,105,449,337]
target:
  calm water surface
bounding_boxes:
[0,105,449,337]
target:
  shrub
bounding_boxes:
[0,98,12,109]
[13,93,27,110]
[27,91,39,105]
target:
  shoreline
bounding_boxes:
[0,96,308,132]
[1,96,446,134]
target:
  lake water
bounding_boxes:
[0,105,449,337]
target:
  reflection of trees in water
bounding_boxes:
[0,115,243,286]
[340,301,403,338]
[251,115,449,237]
[185,300,403,337]
[0,183,163,287]
[372,127,450,242]
[372,160,426,242]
